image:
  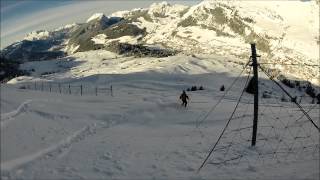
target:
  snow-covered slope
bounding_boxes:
[8,49,318,105]
[13,49,249,81]
[1,67,319,179]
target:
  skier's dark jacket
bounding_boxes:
[180,91,189,102]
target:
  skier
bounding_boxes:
[180,90,189,107]
[220,85,225,91]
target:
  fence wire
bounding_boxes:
[21,82,113,97]
[202,85,319,169]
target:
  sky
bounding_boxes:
[0,0,200,49]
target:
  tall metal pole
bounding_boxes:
[251,43,259,146]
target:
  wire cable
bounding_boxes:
[259,66,320,132]
[259,62,319,67]
[196,60,251,128]
[198,68,252,172]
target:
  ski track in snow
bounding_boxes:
[0,100,32,128]
[1,123,97,172]
[1,83,319,179]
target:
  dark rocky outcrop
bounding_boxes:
[0,40,66,63]
[105,42,177,58]
[0,56,29,82]
[67,16,123,52]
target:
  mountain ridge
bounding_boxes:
[1,1,319,84]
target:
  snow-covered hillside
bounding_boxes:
[2,48,320,179]
[1,66,319,179]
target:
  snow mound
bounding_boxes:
[91,34,107,45]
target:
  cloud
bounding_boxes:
[0,1,198,48]
[2,2,103,36]
[0,1,29,13]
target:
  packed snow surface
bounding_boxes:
[1,52,319,179]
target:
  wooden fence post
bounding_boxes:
[80,85,83,96]
[95,86,98,96]
[110,85,113,97]
[69,84,71,94]
[49,83,52,92]
[59,83,61,94]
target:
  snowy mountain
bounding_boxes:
[0,0,319,84]
[0,23,79,63]
[106,0,318,84]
